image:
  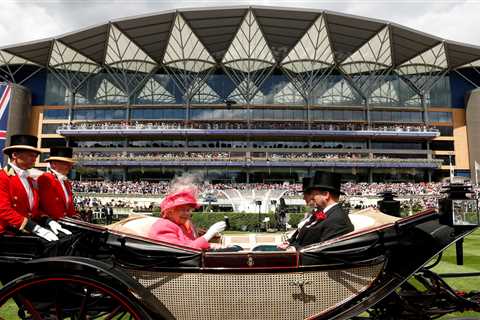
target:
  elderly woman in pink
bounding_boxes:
[148,188,225,250]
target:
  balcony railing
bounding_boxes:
[75,153,443,169]
[56,122,440,139]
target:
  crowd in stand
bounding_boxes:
[74,151,432,162]
[72,180,169,195]
[72,180,479,212]
[72,180,456,197]
[59,121,438,133]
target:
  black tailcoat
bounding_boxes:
[289,204,354,249]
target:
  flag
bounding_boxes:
[0,83,12,164]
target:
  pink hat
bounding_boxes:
[160,189,200,213]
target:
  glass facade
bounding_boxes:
[43,108,68,119]
[132,108,185,120]
[73,108,127,120]
[44,69,452,109]
[371,142,424,150]
[429,111,452,123]
[311,109,365,121]
[371,111,423,122]
[42,123,61,134]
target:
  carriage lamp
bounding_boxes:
[438,182,479,266]
[438,183,479,227]
[377,191,400,217]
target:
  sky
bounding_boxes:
[0,0,479,47]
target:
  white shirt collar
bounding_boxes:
[49,165,68,181]
[9,162,29,178]
[323,202,338,214]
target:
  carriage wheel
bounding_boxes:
[0,273,152,319]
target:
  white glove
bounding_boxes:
[48,220,72,235]
[203,221,226,241]
[32,225,59,242]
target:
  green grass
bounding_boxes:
[0,299,17,320]
[432,230,480,319]
[1,231,479,319]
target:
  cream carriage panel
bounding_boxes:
[128,262,384,320]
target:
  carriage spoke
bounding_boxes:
[55,302,64,320]
[77,287,91,319]
[18,296,43,320]
[103,305,123,319]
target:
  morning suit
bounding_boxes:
[38,172,76,220]
[0,165,41,234]
[289,203,354,248]
[148,218,210,250]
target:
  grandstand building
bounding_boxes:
[1,6,480,183]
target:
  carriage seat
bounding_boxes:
[348,207,400,232]
[106,214,158,237]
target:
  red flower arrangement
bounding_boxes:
[314,210,327,221]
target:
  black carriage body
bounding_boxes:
[0,209,477,320]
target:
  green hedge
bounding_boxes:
[190,212,306,232]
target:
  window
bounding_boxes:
[430,140,454,151]
[371,142,423,150]
[44,109,68,120]
[41,138,66,148]
[435,126,453,136]
[42,124,60,134]
[429,111,452,123]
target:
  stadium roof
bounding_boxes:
[1,5,480,72]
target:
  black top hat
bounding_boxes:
[306,171,345,195]
[46,147,75,163]
[302,177,313,192]
[3,134,41,156]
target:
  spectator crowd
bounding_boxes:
[59,121,438,133]
[74,151,433,163]
[72,180,478,213]
[73,180,461,198]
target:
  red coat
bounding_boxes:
[0,166,41,234]
[148,218,210,250]
[37,172,76,220]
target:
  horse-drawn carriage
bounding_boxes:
[0,187,479,319]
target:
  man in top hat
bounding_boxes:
[288,171,354,248]
[276,177,318,250]
[0,134,59,241]
[38,147,77,226]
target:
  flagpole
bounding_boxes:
[449,155,454,181]
[475,161,479,186]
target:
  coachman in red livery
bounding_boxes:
[38,146,77,221]
[0,134,58,241]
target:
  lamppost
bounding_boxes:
[256,200,262,232]
[271,199,278,229]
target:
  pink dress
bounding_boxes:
[148,218,210,250]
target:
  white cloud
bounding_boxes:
[0,2,63,46]
[0,0,479,48]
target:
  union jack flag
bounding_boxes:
[0,83,12,164]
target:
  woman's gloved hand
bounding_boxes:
[203,221,226,241]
